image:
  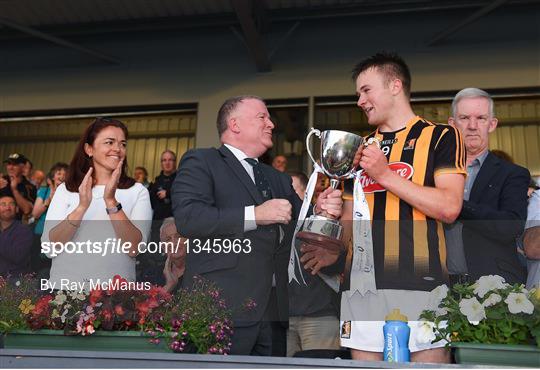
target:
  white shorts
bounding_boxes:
[339,289,446,353]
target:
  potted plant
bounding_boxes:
[1,275,238,355]
[419,275,540,367]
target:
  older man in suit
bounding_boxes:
[171,95,342,355]
[445,88,530,285]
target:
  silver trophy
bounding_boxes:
[297,128,365,251]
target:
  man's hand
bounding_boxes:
[0,176,7,190]
[255,199,292,225]
[300,243,340,275]
[315,187,343,219]
[157,190,167,199]
[359,143,391,183]
[9,175,20,190]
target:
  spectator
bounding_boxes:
[31,170,46,189]
[528,177,539,198]
[272,155,288,172]
[159,217,186,293]
[22,159,33,180]
[134,166,150,189]
[445,87,529,285]
[141,150,178,285]
[30,162,68,277]
[0,195,33,277]
[289,171,308,200]
[0,153,36,219]
[42,117,152,288]
[149,150,177,221]
[523,189,540,289]
[288,171,341,357]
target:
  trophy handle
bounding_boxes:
[305,128,321,168]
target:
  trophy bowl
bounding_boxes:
[297,128,364,251]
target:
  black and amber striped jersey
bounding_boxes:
[344,116,466,291]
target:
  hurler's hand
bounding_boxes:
[314,187,343,219]
[359,144,391,183]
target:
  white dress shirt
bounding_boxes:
[224,144,258,232]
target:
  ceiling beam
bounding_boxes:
[0,17,120,64]
[426,0,509,46]
[231,0,271,72]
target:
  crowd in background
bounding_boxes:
[1,84,539,359]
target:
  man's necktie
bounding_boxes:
[245,158,273,201]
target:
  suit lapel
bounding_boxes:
[470,152,500,201]
[218,145,264,204]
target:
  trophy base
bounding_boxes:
[296,231,345,252]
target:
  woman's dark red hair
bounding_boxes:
[65,117,135,192]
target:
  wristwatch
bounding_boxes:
[106,202,123,215]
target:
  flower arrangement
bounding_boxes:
[420,275,540,347]
[145,276,234,354]
[0,275,41,332]
[1,274,240,355]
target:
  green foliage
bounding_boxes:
[420,277,540,347]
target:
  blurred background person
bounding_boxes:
[140,150,177,285]
[289,171,308,200]
[159,217,186,293]
[272,155,288,172]
[0,153,36,220]
[30,169,46,189]
[0,195,33,277]
[22,159,33,180]
[149,150,177,221]
[134,166,150,189]
[30,162,68,278]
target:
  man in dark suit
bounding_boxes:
[171,95,342,355]
[445,88,529,285]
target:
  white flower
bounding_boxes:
[473,275,508,298]
[15,280,21,286]
[426,284,449,314]
[505,292,534,314]
[69,290,86,301]
[53,293,67,306]
[459,297,486,324]
[416,321,436,344]
[482,293,502,307]
[60,308,69,323]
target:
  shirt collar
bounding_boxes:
[224,144,257,163]
[477,150,489,166]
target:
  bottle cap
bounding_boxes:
[385,309,408,322]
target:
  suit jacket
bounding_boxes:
[459,151,529,283]
[171,145,302,326]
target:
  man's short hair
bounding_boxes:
[451,87,495,118]
[351,52,412,98]
[161,149,177,162]
[289,171,308,190]
[216,95,264,137]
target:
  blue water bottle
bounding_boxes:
[383,309,410,363]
